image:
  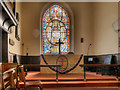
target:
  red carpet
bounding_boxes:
[19,72,120,88]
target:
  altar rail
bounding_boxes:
[79,64,120,81]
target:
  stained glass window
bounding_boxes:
[42,5,70,54]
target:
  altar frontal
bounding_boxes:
[40,54,83,74]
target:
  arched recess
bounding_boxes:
[40,2,74,54]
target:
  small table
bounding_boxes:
[79,64,120,81]
[21,64,61,81]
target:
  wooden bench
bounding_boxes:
[18,65,42,90]
[2,63,18,89]
[2,67,17,89]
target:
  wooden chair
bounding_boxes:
[2,63,17,72]
[2,67,17,90]
[18,65,42,90]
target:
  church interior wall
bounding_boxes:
[9,2,22,55]
[17,2,94,56]
[9,2,118,56]
[8,2,118,73]
[92,2,118,55]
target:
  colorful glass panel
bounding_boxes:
[42,5,70,54]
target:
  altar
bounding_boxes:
[40,54,83,74]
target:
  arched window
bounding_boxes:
[42,5,70,54]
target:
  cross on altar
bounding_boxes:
[55,39,64,54]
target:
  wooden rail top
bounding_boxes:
[18,64,61,67]
[2,67,16,75]
[79,64,120,67]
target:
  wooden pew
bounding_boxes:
[2,63,18,89]
[2,67,17,89]
[2,63,17,72]
[18,65,42,89]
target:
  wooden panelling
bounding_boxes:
[2,31,8,63]
[85,53,119,64]
[114,54,120,64]
[85,53,120,75]
[0,28,2,62]
[21,56,40,71]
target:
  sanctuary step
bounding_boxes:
[25,72,117,81]
[19,72,120,88]
[41,81,120,88]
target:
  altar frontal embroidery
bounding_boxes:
[56,55,68,72]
